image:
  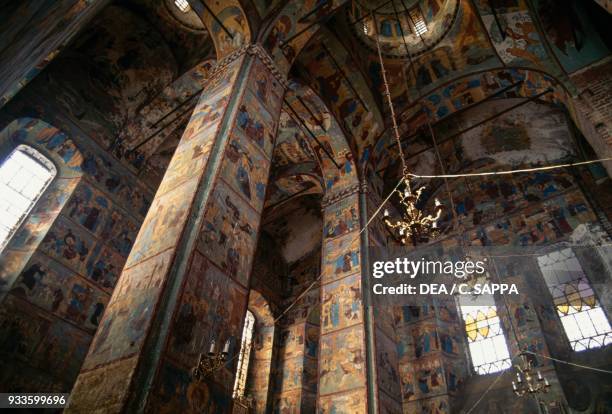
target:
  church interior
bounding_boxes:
[0,0,611,413]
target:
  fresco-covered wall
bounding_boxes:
[0,0,109,108]
[385,99,612,413]
[0,1,193,395]
[0,115,151,392]
[253,195,322,413]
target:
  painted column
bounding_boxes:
[273,250,321,413]
[364,179,403,414]
[66,44,287,413]
[247,291,277,413]
[318,189,370,412]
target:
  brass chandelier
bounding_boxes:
[512,352,552,397]
[383,176,443,245]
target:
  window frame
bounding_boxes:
[0,144,56,253]
[536,247,612,352]
[233,309,256,399]
[174,0,191,13]
[459,302,513,375]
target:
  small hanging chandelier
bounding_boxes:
[383,174,443,245]
[512,352,552,397]
[191,338,230,380]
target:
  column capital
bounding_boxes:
[246,44,290,89]
[321,183,361,209]
[207,43,289,90]
[359,180,369,194]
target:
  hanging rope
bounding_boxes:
[371,11,408,176]
[405,157,612,178]
[426,121,460,230]
[465,355,516,414]
[383,1,460,234]
[464,350,612,414]
[523,350,612,374]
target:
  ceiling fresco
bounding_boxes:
[189,0,251,58]
[267,0,606,187]
[367,67,572,179]
[252,0,284,19]
[351,0,459,58]
[124,0,213,74]
[262,0,350,75]
[296,27,384,167]
[273,110,320,168]
[284,82,360,194]
[25,5,179,155]
[122,59,216,181]
[14,0,603,206]
[264,79,360,208]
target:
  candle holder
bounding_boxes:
[233,393,255,409]
[512,352,552,397]
[383,174,444,246]
[192,339,231,381]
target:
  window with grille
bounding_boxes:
[174,0,190,13]
[461,305,512,375]
[0,145,56,252]
[233,310,255,398]
[537,248,612,351]
[409,7,428,35]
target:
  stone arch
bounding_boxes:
[244,289,276,413]
[284,81,360,196]
[259,0,337,75]
[189,0,252,59]
[0,117,83,301]
[294,27,384,170]
[120,58,217,172]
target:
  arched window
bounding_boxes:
[0,145,56,252]
[537,248,612,351]
[174,0,190,13]
[461,305,512,375]
[409,7,428,35]
[233,310,255,399]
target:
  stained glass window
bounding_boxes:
[0,145,56,252]
[537,248,612,351]
[174,0,190,13]
[233,310,255,398]
[461,305,512,375]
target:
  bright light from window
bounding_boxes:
[538,248,612,351]
[0,145,55,252]
[174,0,190,13]
[461,305,512,375]
[409,8,428,36]
[233,310,255,398]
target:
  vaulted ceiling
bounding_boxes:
[24,0,606,206]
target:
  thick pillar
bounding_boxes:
[66,44,286,413]
[318,190,370,413]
